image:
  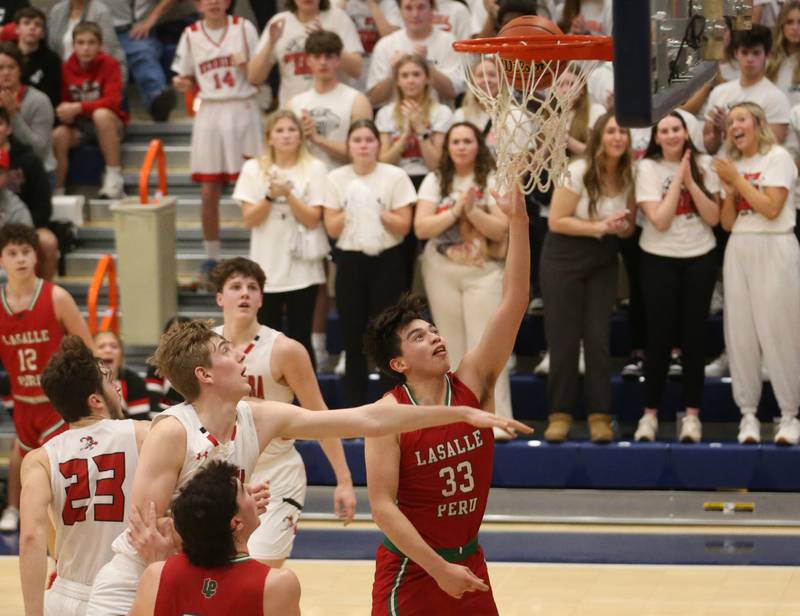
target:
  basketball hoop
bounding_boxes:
[453,34,613,194]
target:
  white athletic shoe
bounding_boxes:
[634,413,658,442]
[98,169,125,200]
[738,413,761,444]
[705,352,729,378]
[533,352,550,376]
[0,506,19,532]
[775,415,800,446]
[679,415,702,443]
[334,352,346,376]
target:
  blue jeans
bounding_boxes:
[118,31,166,107]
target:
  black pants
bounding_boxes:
[540,232,619,415]
[640,249,717,409]
[258,284,319,368]
[619,227,646,352]
[335,245,407,406]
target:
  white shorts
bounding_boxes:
[247,479,307,561]
[45,577,91,616]
[86,551,146,616]
[190,97,264,184]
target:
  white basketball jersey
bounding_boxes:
[172,15,259,100]
[44,419,138,586]
[288,84,361,170]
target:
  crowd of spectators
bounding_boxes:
[0,0,799,448]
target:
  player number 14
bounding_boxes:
[439,461,475,497]
[213,70,235,89]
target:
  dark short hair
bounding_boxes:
[497,0,539,27]
[0,106,9,126]
[732,23,772,55]
[0,223,39,253]
[287,0,330,12]
[41,336,104,423]
[73,21,103,44]
[0,42,23,70]
[209,257,266,294]
[171,461,239,568]
[15,7,46,24]
[364,293,429,380]
[305,30,343,55]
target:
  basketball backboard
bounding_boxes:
[613,0,753,127]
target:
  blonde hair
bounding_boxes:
[583,112,635,218]
[724,102,776,160]
[258,110,315,177]
[563,65,591,143]
[147,320,221,402]
[391,55,434,129]
[766,1,800,84]
[458,58,493,126]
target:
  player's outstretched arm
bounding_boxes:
[366,424,489,599]
[52,285,95,351]
[19,448,52,616]
[251,399,532,445]
[129,561,165,616]
[458,188,530,392]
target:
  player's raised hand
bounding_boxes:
[246,480,271,515]
[268,18,286,46]
[128,501,177,564]
[432,562,490,599]
[492,187,526,220]
[333,482,357,525]
[455,405,533,438]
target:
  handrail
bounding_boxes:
[87,254,119,335]
[138,139,168,205]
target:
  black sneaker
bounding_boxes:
[150,86,177,122]
[621,355,643,379]
[668,354,683,379]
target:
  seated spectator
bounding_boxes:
[129,461,301,616]
[377,53,452,188]
[366,0,464,107]
[633,112,720,444]
[249,0,365,108]
[0,149,33,227]
[712,102,800,446]
[704,24,790,153]
[232,110,328,363]
[15,7,62,109]
[336,0,402,90]
[287,30,373,171]
[0,42,55,170]
[145,315,188,415]
[47,0,128,85]
[94,330,150,419]
[323,119,416,406]
[0,106,60,279]
[102,0,176,122]
[540,112,635,443]
[53,22,127,199]
[766,1,800,106]
[414,121,515,435]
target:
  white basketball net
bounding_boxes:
[463,54,602,195]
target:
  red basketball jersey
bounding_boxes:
[389,372,494,549]
[154,553,270,616]
[0,279,63,400]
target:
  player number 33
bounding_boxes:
[439,461,475,497]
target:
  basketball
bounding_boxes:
[497,15,564,90]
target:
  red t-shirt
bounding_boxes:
[154,553,270,615]
[0,279,63,401]
[60,52,128,124]
[388,372,494,549]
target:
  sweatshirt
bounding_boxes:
[60,51,128,124]
[0,189,34,228]
[6,136,52,228]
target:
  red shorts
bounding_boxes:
[13,400,66,455]
[371,544,498,616]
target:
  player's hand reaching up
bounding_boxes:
[247,480,271,515]
[432,562,490,599]
[456,406,533,439]
[128,501,178,565]
[492,188,527,222]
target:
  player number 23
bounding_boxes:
[59,452,126,525]
[439,461,475,497]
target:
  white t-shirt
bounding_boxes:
[288,83,363,170]
[773,56,800,107]
[233,157,328,291]
[587,61,614,107]
[726,145,798,233]
[785,102,800,208]
[259,9,364,106]
[562,157,630,236]
[367,28,464,97]
[705,77,791,126]
[375,101,453,177]
[325,162,417,252]
[172,16,260,100]
[556,0,613,34]
[635,156,719,258]
[433,0,474,42]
